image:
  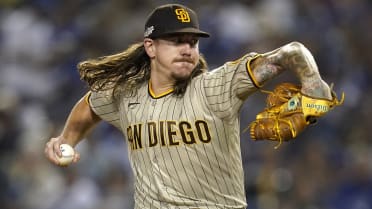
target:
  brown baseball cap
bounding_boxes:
[144,4,210,38]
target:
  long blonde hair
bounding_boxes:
[78,42,208,99]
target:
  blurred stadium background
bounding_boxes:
[0,0,371,209]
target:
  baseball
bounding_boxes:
[57,144,75,166]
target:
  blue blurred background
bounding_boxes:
[0,0,371,209]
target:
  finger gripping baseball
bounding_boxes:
[247,82,344,148]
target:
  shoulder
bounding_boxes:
[89,88,117,108]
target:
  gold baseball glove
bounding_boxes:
[247,83,344,148]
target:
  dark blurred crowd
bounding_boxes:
[0,0,371,209]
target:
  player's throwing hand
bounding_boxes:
[44,136,80,166]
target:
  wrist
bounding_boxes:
[301,79,332,100]
[60,133,81,147]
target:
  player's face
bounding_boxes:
[145,34,200,82]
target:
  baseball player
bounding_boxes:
[45,4,336,209]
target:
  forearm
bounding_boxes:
[61,94,101,146]
[277,42,331,98]
[251,42,331,99]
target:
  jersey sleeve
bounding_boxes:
[202,52,261,119]
[87,90,122,130]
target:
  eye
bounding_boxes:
[189,38,198,46]
[162,35,198,46]
[180,37,198,47]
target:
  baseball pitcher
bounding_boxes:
[44,4,343,209]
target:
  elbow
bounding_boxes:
[288,41,304,48]
[284,41,309,56]
[279,41,316,64]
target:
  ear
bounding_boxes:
[144,38,155,58]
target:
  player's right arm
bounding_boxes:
[44,92,102,166]
[250,41,332,100]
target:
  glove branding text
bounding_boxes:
[305,103,329,112]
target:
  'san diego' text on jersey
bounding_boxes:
[127,120,212,150]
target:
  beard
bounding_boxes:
[171,57,197,81]
[171,70,193,82]
[172,62,205,96]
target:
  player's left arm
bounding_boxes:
[250,41,332,100]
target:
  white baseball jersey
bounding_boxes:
[89,52,260,209]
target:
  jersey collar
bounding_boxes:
[148,80,174,99]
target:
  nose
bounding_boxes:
[180,43,192,56]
